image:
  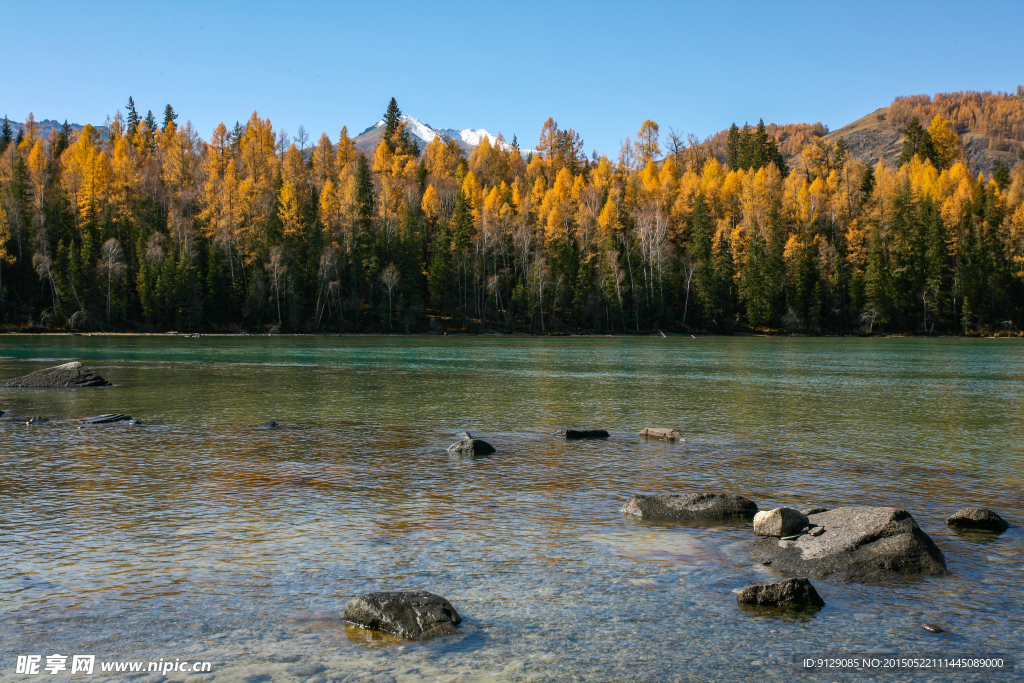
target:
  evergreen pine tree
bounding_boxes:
[144,110,158,145]
[162,104,178,130]
[898,117,934,167]
[382,97,402,153]
[0,116,11,153]
[126,96,140,136]
[993,161,1010,190]
[726,123,740,170]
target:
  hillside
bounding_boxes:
[3,117,109,141]
[825,90,1024,174]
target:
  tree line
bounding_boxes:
[1,96,1023,335]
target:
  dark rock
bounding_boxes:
[446,437,495,456]
[259,420,278,430]
[621,493,758,522]
[754,507,809,537]
[752,506,947,581]
[344,590,461,639]
[0,361,111,388]
[78,414,135,424]
[557,428,609,439]
[802,507,831,515]
[922,623,944,633]
[737,577,825,608]
[640,427,685,442]
[25,416,49,425]
[946,507,1009,532]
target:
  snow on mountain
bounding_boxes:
[357,114,527,156]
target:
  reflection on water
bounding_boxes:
[0,336,1022,681]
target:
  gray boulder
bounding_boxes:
[621,493,758,522]
[0,361,111,388]
[946,507,1009,532]
[344,591,461,639]
[25,416,49,425]
[752,506,946,581]
[446,436,495,456]
[259,420,279,430]
[557,428,609,439]
[737,577,824,608]
[640,427,685,442]
[754,507,809,537]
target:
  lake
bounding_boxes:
[0,335,1021,681]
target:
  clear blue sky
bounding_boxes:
[3,0,1023,154]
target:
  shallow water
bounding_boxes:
[0,335,1021,682]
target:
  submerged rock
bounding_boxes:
[737,577,824,608]
[259,420,279,430]
[621,493,758,522]
[25,416,49,425]
[0,361,111,388]
[752,506,947,581]
[344,590,461,639]
[557,428,609,439]
[640,427,685,442]
[78,414,138,425]
[754,507,809,537]
[446,435,496,456]
[946,507,1009,532]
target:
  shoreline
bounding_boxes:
[0,330,1022,339]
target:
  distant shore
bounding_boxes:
[0,330,1021,339]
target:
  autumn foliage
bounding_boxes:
[0,97,1023,334]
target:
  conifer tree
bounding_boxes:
[126,96,140,136]
[897,117,934,166]
[383,98,402,153]
[163,104,178,131]
[0,117,11,153]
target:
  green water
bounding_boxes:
[0,336,1021,681]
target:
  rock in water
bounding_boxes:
[752,506,946,581]
[25,416,49,425]
[640,427,685,442]
[557,428,609,439]
[78,414,135,424]
[0,362,111,388]
[946,507,1009,532]
[621,493,758,522]
[259,420,279,430]
[754,507,809,537]
[344,591,461,639]
[737,578,825,608]
[446,436,496,456]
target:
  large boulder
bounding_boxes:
[754,507,809,537]
[344,591,461,639]
[621,493,758,522]
[446,435,496,456]
[737,577,825,608]
[752,506,946,581]
[946,507,1009,532]
[557,428,609,439]
[0,362,110,388]
[640,427,685,442]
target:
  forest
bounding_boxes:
[1,93,1024,335]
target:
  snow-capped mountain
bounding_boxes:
[353,114,526,157]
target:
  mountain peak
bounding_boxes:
[354,114,525,156]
